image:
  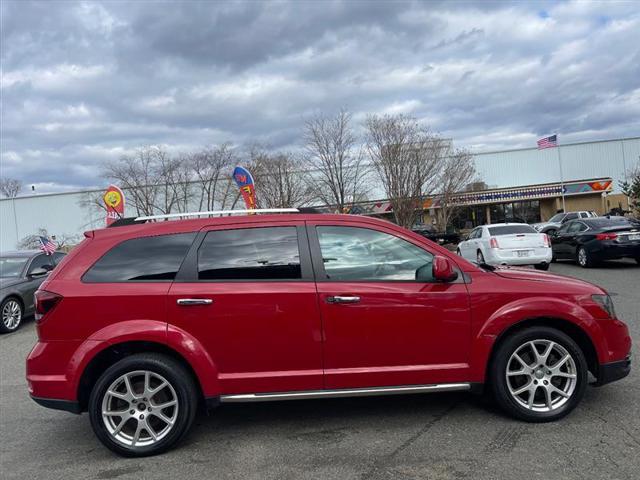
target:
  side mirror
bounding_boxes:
[432,255,458,283]
[28,267,49,278]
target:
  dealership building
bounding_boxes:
[1,136,638,249]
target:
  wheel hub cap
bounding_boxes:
[101,370,178,448]
[2,300,22,329]
[506,340,577,412]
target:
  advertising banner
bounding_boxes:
[232,166,257,210]
[103,184,125,226]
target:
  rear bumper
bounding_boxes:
[595,355,631,386]
[487,248,552,266]
[591,243,640,260]
[30,396,81,414]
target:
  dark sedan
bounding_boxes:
[550,217,640,267]
[0,250,66,333]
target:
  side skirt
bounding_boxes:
[219,383,471,403]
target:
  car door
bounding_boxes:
[551,222,573,258]
[461,228,479,260]
[308,220,472,390]
[566,221,589,257]
[23,254,55,313]
[167,222,323,395]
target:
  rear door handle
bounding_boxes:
[177,298,213,306]
[326,296,360,304]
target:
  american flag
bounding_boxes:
[39,236,56,255]
[537,134,558,149]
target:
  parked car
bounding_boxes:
[412,225,460,245]
[27,211,631,456]
[0,250,66,333]
[532,211,598,235]
[550,217,640,267]
[456,223,552,270]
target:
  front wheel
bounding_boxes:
[0,297,23,333]
[490,327,587,422]
[89,353,199,457]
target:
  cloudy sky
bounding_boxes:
[1,0,639,193]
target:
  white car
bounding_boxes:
[457,223,553,270]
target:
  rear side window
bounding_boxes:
[83,233,196,282]
[198,227,301,280]
[488,225,537,235]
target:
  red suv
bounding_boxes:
[27,212,631,456]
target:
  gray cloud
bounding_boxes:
[1,0,639,193]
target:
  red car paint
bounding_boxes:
[27,214,631,405]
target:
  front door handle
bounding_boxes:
[177,298,213,306]
[326,296,360,304]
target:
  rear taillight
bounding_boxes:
[596,233,618,241]
[543,234,550,247]
[489,237,499,249]
[34,290,62,322]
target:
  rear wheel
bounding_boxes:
[577,247,593,268]
[490,327,587,422]
[0,297,23,333]
[477,250,486,264]
[534,263,549,271]
[635,257,640,265]
[89,353,198,457]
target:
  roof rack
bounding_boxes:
[134,208,300,222]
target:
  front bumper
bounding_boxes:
[595,355,631,386]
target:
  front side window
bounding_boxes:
[83,233,196,282]
[28,254,56,273]
[317,226,434,281]
[198,227,301,280]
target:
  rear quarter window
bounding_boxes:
[488,225,537,235]
[83,232,196,282]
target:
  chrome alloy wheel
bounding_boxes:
[2,299,22,330]
[578,248,588,267]
[101,370,179,448]
[506,340,577,412]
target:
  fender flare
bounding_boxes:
[69,320,220,401]
[469,297,606,381]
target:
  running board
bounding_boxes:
[219,383,471,403]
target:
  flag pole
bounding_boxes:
[556,135,566,212]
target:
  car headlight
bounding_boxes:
[592,294,616,319]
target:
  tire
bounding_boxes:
[534,263,550,271]
[88,353,199,457]
[490,326,588,422]
[635,257,640,265]
[545,229,557,236]
[0,297,23,333]
[477,250,486,264]
[456,249,461,256]
[576,247,593,268]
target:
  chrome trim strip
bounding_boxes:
[219,383,471,403]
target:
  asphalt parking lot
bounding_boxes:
[1,260,639,480]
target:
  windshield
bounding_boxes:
[0,257,29,278]
[548,213,565,223]
[488,225,537,235]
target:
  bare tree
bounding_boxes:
[304,109,367,212]
[18,228,81,250]
[0,177,22,198]
[249,147,314,208]
[191,144,235,211]
[365,114,446,228]
[435,148,477,231]
[103,146,193,216]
